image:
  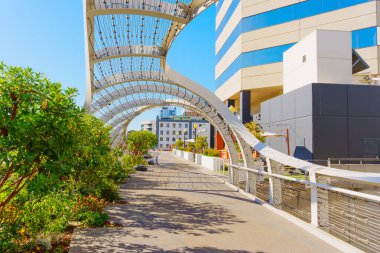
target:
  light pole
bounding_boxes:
[175,131,179,149]
[183,128,187,150]
[193,123,198,154]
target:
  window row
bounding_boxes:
[159,137,181,142]
[159,130,188,135]
[159,122,188,128]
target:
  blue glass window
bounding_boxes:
[352,27,377,49]
[216,0,240,37]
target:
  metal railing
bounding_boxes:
[226,160,380,253]
[328,158,380,166]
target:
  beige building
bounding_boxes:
[215,0,380,122]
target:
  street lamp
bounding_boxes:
[183,128,187,150]
[193,124,198,155]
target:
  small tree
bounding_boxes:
[126,130,157,156]
[195,136,208,153]
[245,121,266,143]
[175,138,184,150]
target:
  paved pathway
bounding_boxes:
[69,152,342,253]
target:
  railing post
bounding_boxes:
[266,157,274,205]
[245,171,249,192]
[310,171,319,227]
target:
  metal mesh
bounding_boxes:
[318,189,380,253]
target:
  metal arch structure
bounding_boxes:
[109,100,239,165]
[84,0,380,184]
[102,93,241,164]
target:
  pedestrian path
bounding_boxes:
[69,151,342,253]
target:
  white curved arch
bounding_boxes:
[94,72,172,91]
[110,101,239,164]
[94,45,165,63]
[84,0,380,184]
[87,0,190,24]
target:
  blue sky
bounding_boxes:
[0,1,216,130]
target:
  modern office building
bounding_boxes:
[215,0,380,122]
[257,29,380,160]
[140,120,156,134]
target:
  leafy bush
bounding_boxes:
[0,63,128,252]
[77,211,109,227]
[195,136,208,153]
[203,149,219,157]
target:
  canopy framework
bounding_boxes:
[84,0,380,185]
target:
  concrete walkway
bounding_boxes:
[69,152,342,253]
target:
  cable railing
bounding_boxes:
[226,160,380,253]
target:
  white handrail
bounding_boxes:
[227,164,380,203]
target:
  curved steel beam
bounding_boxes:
[87,0,190,24]
[94,45,165,63]
[92,83,207,111]
[93,71,174,91]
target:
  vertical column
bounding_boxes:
[226,99,235,108]
[210,125,215,148]
[310,171,319,227]
[240,90,251,124]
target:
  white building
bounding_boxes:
[140,120,156,134]
[156,116,213,150]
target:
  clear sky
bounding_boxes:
[0,1,216,131]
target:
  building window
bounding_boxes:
[179,123,182,128]
[179,131,182,135]
[172,131,176,135]
[185,123,188,128]
[166,130,169,135]
[172,123,176,128]
[160,130,163,135]
[160,137,163,141]
[166,137,169,141]
[172,137,176,142]
[160,123,163,127]
[160,144,163,148]
[166,123,169,127]
[166,144,169,148]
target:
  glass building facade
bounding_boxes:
[215,0,378,89]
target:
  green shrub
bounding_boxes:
[203,149,219,157]
[77,211,109,227]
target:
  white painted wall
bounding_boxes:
[283,30,352,93]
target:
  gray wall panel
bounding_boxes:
[313,116,348,160]
[348,85,380,117]
[296,84,313,118]
[348,117,380,157]
[313,84,347,116]
[282,91,296,121]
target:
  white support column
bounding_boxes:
[266,157,274,205]
[245,171,249,192]
[310,171,319,227]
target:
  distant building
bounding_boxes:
[140,120,156,134]
[156,115,214,150]
[159,106,177,119]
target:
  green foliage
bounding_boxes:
[203,149,220,157]
[77,211,109,227]
[22,191,75,236]
[121,153,147,175]
[174,138,184,150]
[126,130,157,156]
[244,121,266,142]
[0,63,127,251]
[195,136,208,153]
